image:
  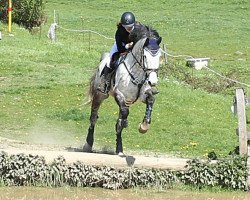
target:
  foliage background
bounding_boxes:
[0,0,45,30]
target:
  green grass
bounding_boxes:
[0,0,249,158]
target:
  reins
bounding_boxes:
[123,61,146,103]
[131,49,146,70]
[124,47,149,85]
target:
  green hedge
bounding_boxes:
[0,151,248,190]
[0,0,7,21]
[177,157,248,190]
[0,0,45,30]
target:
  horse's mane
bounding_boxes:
[129,24,160,44]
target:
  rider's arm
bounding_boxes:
[115,30,127,53]
[116,25,133,53]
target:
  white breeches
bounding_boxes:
[109,42,118,58]
[107,42,118,68]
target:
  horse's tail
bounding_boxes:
[83,52,109,105]
[83,72,96,105]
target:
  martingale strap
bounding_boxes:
[131,49,145,70]
[123,61,147,86]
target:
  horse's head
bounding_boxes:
[143,37,162,86]
[130,24,162,88]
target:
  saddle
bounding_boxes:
[108,53,127,88]
[110,52,127,70]
[98,52,128,94]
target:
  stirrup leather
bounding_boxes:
[97,74,111,94]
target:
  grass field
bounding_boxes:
[0,0,249,158]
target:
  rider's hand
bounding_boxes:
[125,42,134,49]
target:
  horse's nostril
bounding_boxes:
[148,80,157,86]
[148,82,157,87]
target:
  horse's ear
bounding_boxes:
[157,37,162,45]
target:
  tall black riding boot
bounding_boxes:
[97,66,112,94]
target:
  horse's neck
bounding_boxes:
[127,47,142,66]
[125,52,135,66]
[120,51,144,82]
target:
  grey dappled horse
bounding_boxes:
[84,26,162,155]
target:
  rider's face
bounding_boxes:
[125,26,133,33]
[122,24,134,33]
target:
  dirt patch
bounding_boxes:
[0,136,189,170]
[0,136,67,151]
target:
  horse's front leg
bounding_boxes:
[139,90,155,134]
[115,94,129,155]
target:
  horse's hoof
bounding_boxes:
[138,122,150,134]
[83,143,92,152]
[117,152,125,157]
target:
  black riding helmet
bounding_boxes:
[120,12,135,26]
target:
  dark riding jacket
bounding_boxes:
[115,24,131,53]
[115,22,142,53]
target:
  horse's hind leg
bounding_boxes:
[115,95,129,155]
[83,93,105,152]
[139,90,155,134]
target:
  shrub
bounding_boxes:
[0,0,46,30]
[0,0,8,21]
[177,156,248,190]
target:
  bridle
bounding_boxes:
[127,40,160,85]
[120,38,160,103]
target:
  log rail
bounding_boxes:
[233,88,250,187]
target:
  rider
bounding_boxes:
[98,11,138,94]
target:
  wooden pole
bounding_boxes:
[248,149,250,189]
[8,0,12,33]
[0,149,189,170]
[88,32,91,51]
[235,88,248,155]
[81,16,85,42]
[162,44,167,65]
[54,10,56,23]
